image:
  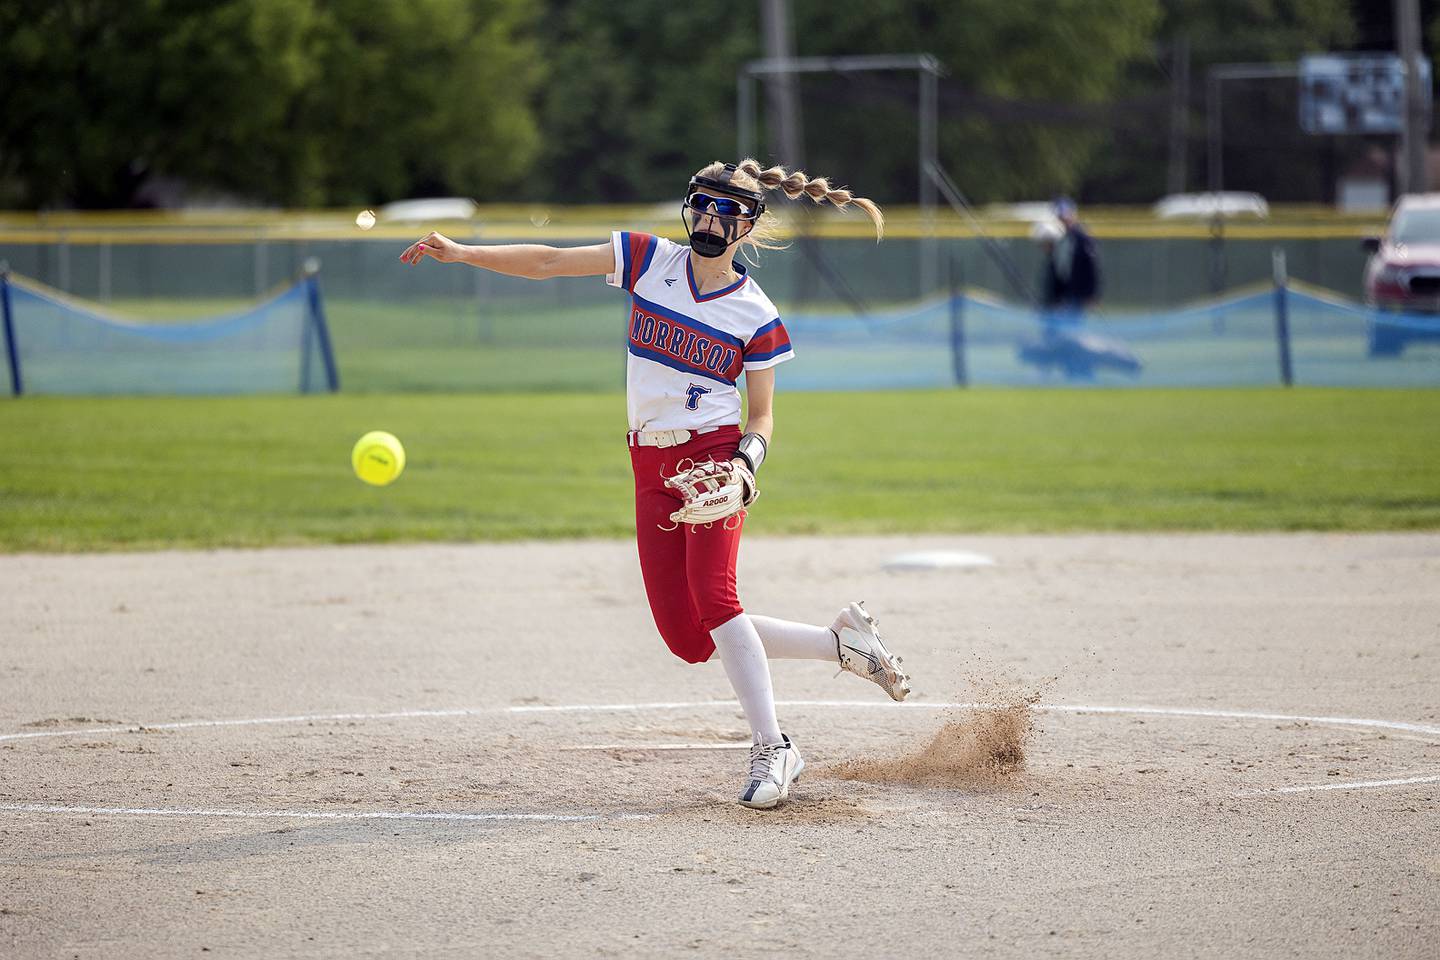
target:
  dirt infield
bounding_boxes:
[2,534,1437,959]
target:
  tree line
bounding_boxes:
[0,0,1419,209]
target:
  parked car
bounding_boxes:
[1361,194,1440,355]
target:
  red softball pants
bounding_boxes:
[630,425,745,664]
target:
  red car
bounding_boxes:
[1362,194,1440,355]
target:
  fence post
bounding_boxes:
[304,259,340,393]
[948,250,967,387]
[57,230,71,293]
[1272,247,1293,387]
[254,229,268,297]
[1,263,21,397]
[99,241,112,303]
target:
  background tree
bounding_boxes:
[526,1,762,204]
[1,0,1434,209]
[1132,0,1357,203]
[528,0,1161,206]
[791,0,1161,204]
[0,0,541,208]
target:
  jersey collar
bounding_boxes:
[686,258,749,303]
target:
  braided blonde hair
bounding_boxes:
[692,158,885,261]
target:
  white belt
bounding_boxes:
[627,426,721,448]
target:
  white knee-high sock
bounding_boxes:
[748,615,839,662]
[710,614,783,745]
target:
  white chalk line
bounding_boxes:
[561,743,749,752]
[0,708,488,743]
[1034,703,1440,739]
[7,700,1439,743]
[0,802,656,825]
[5,700,1436,798]
[1235,773,1440,797]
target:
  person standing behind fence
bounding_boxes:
[1042,196,1101,325]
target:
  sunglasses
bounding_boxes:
[685,192,753,218]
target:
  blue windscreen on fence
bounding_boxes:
[0,273,337,396]
[1284,287,1440,387]
[778,285,1440,389]
[2,268,1436,394]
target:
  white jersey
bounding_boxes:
[605,231,793,431]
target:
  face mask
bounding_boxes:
[681,181,762,258]
[688,226,734,258]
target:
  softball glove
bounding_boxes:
[663,458,757,528]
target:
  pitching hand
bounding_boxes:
[399,232,466,266]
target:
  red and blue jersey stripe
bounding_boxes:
[618,232,660,292]
[628,293,745,385]
[743,317,792,365]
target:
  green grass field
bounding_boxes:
[2,389,1437,552]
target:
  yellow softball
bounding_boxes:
[351,431,406,486]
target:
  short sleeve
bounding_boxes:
[743,317,794,371]
[604,231,662,291]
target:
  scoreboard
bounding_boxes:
[1299,54,1432,135]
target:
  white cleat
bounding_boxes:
[738,734,805,810]
[832,601,911,702]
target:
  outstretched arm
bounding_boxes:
[399,232,614,280]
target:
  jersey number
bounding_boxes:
[685,383,711,410]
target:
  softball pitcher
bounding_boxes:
[400,159,910,810]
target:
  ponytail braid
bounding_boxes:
[735,158,885,239]
[689,158,885,264]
